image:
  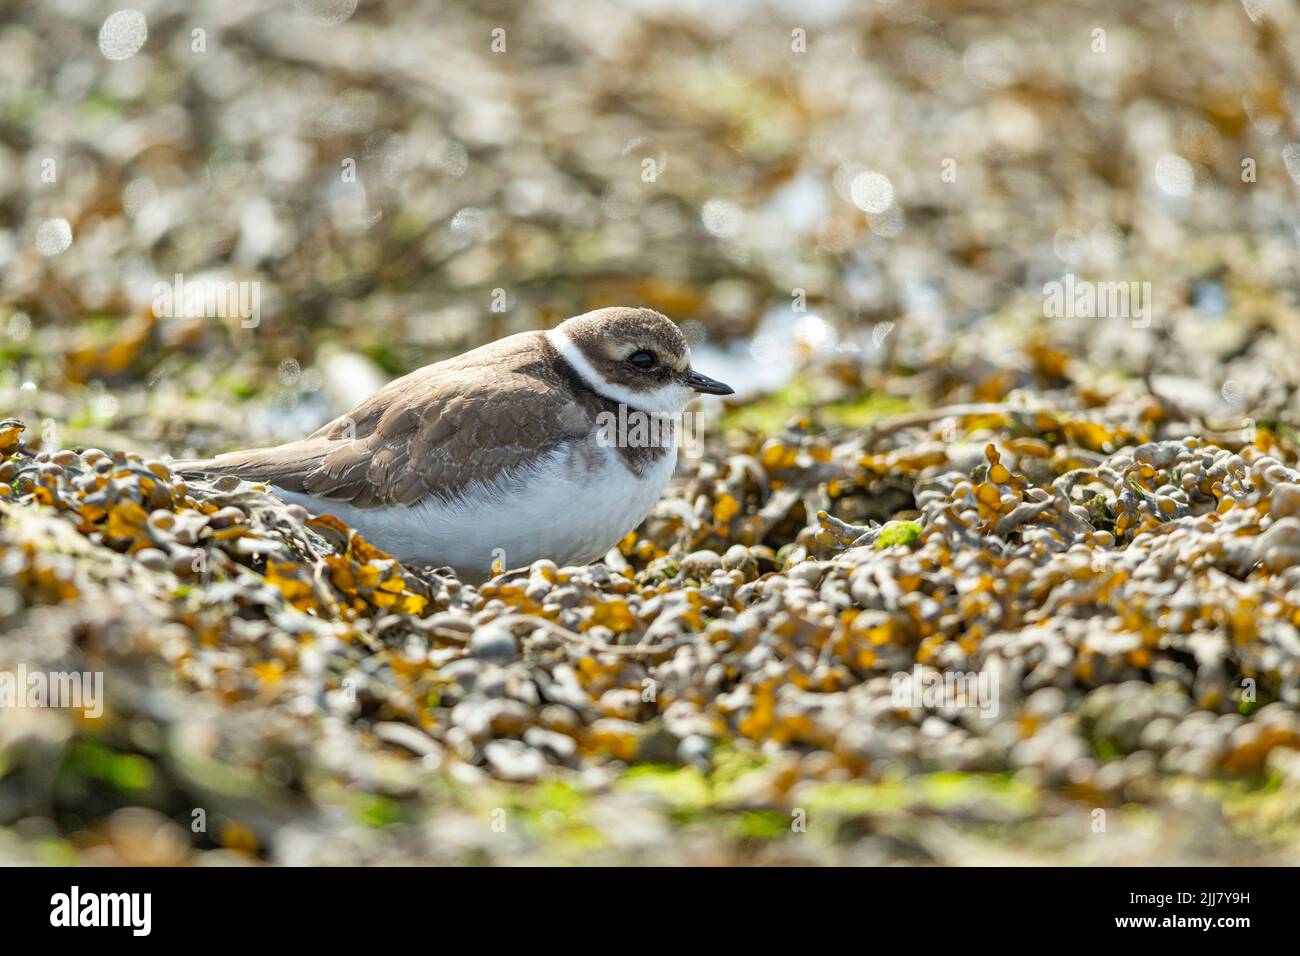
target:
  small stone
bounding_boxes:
[721,544,758,580]
[483,740,546,782]
[681,549,722,578]
[443,659,482,693]
[208,506,245,528]
[677,734,712,769]
[635,724,680,763]
[374,721,442,758]
[135,547,170,572]
[469,623,517,663]
[1270,483,1300,520]
[788,561,824,586]
[540,704,581,734]
[524,727,578,765]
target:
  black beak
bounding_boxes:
[685,369,734,396]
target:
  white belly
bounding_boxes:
[272,443,677,580]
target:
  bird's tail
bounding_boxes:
[168,440,331,493]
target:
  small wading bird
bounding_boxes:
[176,308,733,580]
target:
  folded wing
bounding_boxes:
[176,334,591,508]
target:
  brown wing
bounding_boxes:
[177,332,593,507]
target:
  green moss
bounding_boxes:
[355,793,404,828]
[0,89,53,126]
[500,780,607,848]
[722,378,913,434]
[533,779,588,816]
[710,744,766,785]
[0,342,36,365]
[390,209,430,242]
[213,370,259,401]
[82,90,127,118]
[824,392,914,428]
[875,520,923,549]
[917,772,1038,815]
[364,343,407,376]
[723,379,813,433]
[66,739,155,792]
[33,837,81,867]
[619,764,712,809]
[802,780,910,815]
[1176,773,1300,848]
[731,809,790,839]
[802,772,1039,819]
[1091,736,1121,761]
[646,556,681,580]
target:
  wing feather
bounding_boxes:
[176,332,593,508]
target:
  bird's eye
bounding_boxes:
[628,350,656,369]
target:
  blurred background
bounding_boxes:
[3,0,1300,456]
[5,0,1300,867]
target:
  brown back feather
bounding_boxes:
[175,329,663,508]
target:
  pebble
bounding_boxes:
[2,407,1299,835]
[468,623,517,663]
[483,740,547,782]
[681,549,722,578]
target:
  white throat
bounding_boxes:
[547,328,694,414]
